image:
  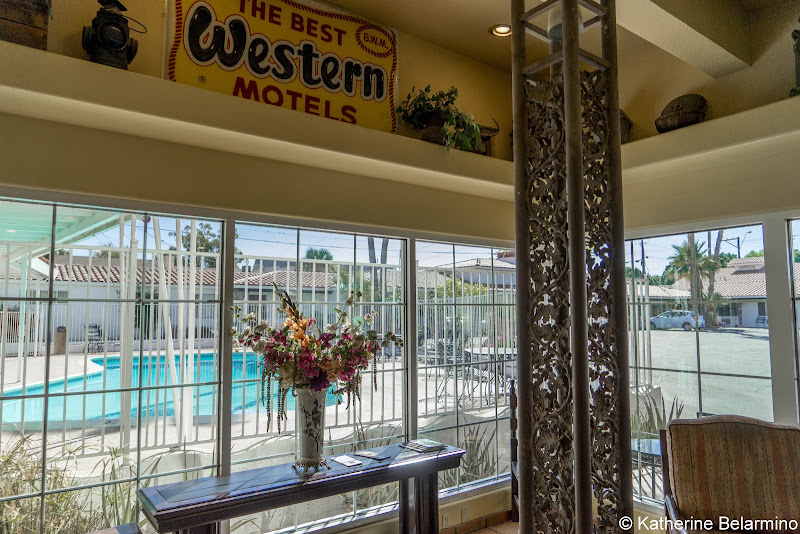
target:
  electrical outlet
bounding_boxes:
[461,505,469,523]
[442,513,451,528]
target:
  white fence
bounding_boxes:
[1,302,220,356]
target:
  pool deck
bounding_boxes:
[1,352,106,391]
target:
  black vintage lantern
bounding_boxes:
[82,0,138,70]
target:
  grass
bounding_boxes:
[441,423,498,489]
[0,435,102,534]
[0,435,175,533]
[632,395,685,439]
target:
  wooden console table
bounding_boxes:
[138,444,464,534]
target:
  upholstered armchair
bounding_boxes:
[660,415,800,534]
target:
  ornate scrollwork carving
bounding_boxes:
[522,69,624,533]
[525,74,576,534]
[581,69,624,533]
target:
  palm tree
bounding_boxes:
[304,247,333,261]
[663,237,720,313]
[303,248,333,277]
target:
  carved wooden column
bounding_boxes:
[511,0,633,532]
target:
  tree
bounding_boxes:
[708,230,724,298]
[367,238,389,265]
[93,240,120,258]
[741,249,800,262]
[304,247,333,260]
[365,238,390,311]
[663,238,720,311]
[625,266,644,279]
[304,247,333,273]
[169,223,241,268]
[718,252,736,267]
[705,230,725,324]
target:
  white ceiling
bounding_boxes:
[320,0,543,70]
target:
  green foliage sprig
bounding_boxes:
[396,85,484,153]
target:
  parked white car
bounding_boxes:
[650,310,705,331]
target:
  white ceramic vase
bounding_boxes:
[295,387,329,473]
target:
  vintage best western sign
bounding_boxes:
[169,0,398,131]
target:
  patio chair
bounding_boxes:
[87,323,104,353]
[660,415,800,533]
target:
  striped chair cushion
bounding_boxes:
[667,416,800,525]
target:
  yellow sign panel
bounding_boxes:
[169,0,398,132]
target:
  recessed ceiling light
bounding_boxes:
[7,229,17,233]
[489,24,512,37]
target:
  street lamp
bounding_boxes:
[723,230,752,258]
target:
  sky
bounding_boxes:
[626,224,765,278]
[79,214,497,268]
[67,211,789,277]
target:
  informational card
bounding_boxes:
[332,455,362,467]
[354,449,391,461]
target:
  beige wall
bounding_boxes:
[618,0,798,142]
[44,0,512,160]
[338,487,511,534]
[0,112,514,242]
[396,34,513,161]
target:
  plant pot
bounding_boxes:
[419,111,446,145]
[420,125,446,145]
[421,111,446,128]
[295,387,329,473]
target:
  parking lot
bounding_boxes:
[632,327,773,421]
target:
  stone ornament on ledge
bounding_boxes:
[655,94,708,133]
[620,110,632,144]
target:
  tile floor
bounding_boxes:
[474,521,519,534]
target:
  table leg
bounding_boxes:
[414,472,439,534]
[399,478,413,534]
[177,523,217,534]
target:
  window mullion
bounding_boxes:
[218,218,236,477]
[763,216,799,425]
[405,238,418,440]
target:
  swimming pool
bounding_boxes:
[1,353,337,430]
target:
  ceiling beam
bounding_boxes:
[9,257,50,278]
[615,0,751,78]
[0,211,120,265]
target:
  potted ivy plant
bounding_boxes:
[396,85,484,153]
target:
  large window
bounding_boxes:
[627,224,773,503]
[415,242,516,493]
[0,195,538,533]
[228,226,407,532]
[0,198,426,534]
[0,199,223,533]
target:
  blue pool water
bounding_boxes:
[1,353,337,430]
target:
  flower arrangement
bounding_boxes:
[233,284,402,432]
